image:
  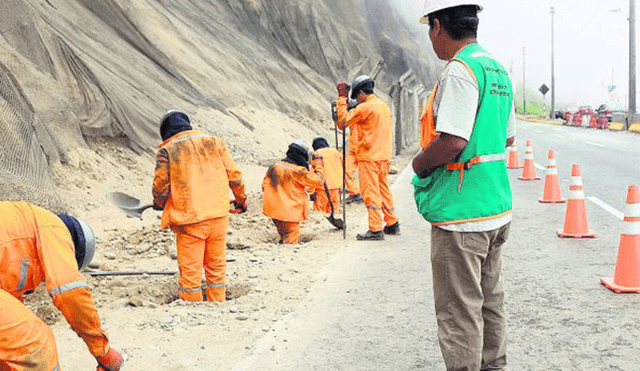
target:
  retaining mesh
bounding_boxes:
[0,63,63,211]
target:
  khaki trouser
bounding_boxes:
[430,223,510,371]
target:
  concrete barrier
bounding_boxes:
[629,124,640,134]
[610,113,628,131]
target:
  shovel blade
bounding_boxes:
[326,215,345,230]
[107,192,152,219]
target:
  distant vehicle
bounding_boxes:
[596,104,613,122]
[554,109,564,119]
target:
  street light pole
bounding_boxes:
[523,46,526,114]
[630,0,636,115]
[550,6,556,119]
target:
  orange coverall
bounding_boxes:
[262,161,324,244]
[0,202,109,370]
[153,130,246,302]
[337,95,398,232]
[311,147,343,215]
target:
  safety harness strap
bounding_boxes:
[445,153,506,192]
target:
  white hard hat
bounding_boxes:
[350,75,375,99]
[291,139,309,154]
[420,0,484,24]
[76,218,96,270]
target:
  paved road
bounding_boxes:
[517,120,640,212]
[233,123,640,370]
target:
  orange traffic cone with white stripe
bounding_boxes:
[601,185,640,293]
[557,164,596,238]
[538,150,566,203]
[518,139,540,181]
[506,144,523,169]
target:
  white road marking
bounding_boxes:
[534,162,546,171]
[584,141,606,148]
[587,196,624,220]
[553,134,564,138]
[533,130,545,134]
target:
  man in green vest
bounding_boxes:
[412,2,516,370]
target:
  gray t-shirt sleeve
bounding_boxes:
[433,61,479,141]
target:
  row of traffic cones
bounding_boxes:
[508,140,640,294]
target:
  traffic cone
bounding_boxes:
[506,144,523,169]
[518,139,540,181]
[538,150,566,203]
[601,185,640,293]
[557,164,596,238]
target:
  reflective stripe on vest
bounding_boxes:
[444,153,506,191]
[16,258,29,291]
[49,280,88,297]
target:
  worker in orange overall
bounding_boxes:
[262,140,324,244]
[153,110,247,302]
[310,136,343,216]
[336,76,400,240]
[0,202,123,371]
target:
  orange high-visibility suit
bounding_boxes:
[0,202,110,370]
[311,147,343,214]
[153,130,246,302]
[262,161,324,244]
[337,95,399,232]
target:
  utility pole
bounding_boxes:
[550,6,556,119]
[630,0,637,115]
[523,46,526,114]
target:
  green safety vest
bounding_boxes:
[411,44,513,225]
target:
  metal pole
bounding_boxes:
[550,6,556,119]
[342,121,346,240]
[630,0,637,115]
[523,47,526,114]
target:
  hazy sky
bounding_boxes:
[394,0,632,108]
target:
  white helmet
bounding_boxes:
[420,0,483,24]
[76,219,96,270]
[291,139,309,154]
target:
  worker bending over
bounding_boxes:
[262,140,324,244]
[0,202,123,371]
[310,136,343,216]
[336,76,399,240]
[153,110,247,302]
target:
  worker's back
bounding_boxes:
[353,95,393,161]
[313,147,343,190]
[262,161,322,222]
[155,130,241,228]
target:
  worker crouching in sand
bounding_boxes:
[153,110,247,302]
[0,202,123,371]
[262,140,324,244]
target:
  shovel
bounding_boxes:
[108,192,244,219]
[323,182,344,230]
[107,192,154,219]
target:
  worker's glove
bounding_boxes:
[233,200,248,214]
[337,82,350,97]
[95,348,124,371]
[311,153,324,168]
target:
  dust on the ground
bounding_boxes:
[25,108,416,370]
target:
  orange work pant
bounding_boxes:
[358,160,398,232]
[345,150,360,196]
[0,289,60,371]
[272,219,301,244]
[174,216,229,302]
[314,187,340,215]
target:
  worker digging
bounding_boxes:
[262,140,325,245]
[0,202,123,371]
[153,110,248,302]
[337,75,400,240]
